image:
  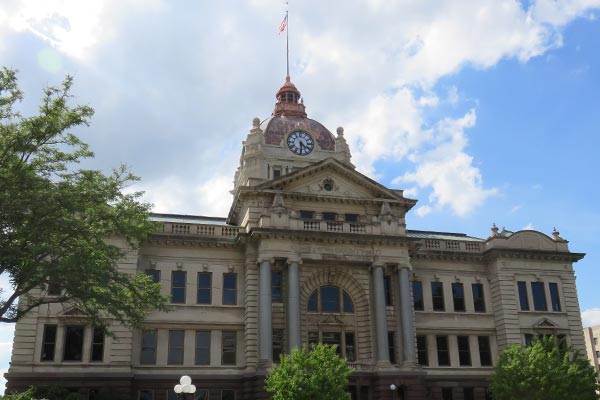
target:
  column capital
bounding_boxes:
[257,257,275,265]
[287,258,303,265]
[398,263,412,272]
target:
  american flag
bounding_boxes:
[278,14,288,34]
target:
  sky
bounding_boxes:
[1,0,600,392]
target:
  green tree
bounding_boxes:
[265,344,353,400]
[490,336,599,400]
[0,67,169,327]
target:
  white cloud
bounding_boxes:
[582,308,600,327]
[522,223,534,230]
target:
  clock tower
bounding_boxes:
[231,75,353,194]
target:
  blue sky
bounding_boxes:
[1,0,600,393]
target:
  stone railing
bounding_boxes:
[347,362,373,372]
[297,220,371,234]
[161,222,241,238]
[422,239,482,253]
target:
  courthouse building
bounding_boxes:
[5,76,587,400]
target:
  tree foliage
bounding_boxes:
[265,344,353,400]
[490,336,599,400]
[0,67,169,326]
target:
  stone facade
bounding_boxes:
[4,76,586,400]
[583,325,600,372]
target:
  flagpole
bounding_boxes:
[286,5,289,77]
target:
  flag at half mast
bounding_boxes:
[278,14,288,34]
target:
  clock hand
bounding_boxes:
[299,141,306,153]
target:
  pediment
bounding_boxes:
[58,307,86,318]
[256,158,414,204]
[533,317,559,329]
[505,230,557,251]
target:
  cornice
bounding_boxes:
[410,251,485,263]
[146,233,245,249]
[483,248,585,263]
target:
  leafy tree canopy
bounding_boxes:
[265,344,353,400]
[490,336,600,400]
[0,67,169,327]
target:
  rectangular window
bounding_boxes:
[384,275,392,306]
[273,329,284,362]
[416,335,428,366]
[442,387,453,400]
[431,282,445,311]
[145,269,160,283]
[167,390,178,400]
[63,326,84,361]
[452,283,465,312]
[141,330,157,365]
[300,210,315,219]
[531,282,547,311]
[594,337,598,346]
[524,334,534,347]
[557,334,567,351]
[457,336,471,366]
[413,281,424,310]
[139,390,153,400]
[222,390,235,400]
[195,390,209,400]
[222,331,237,365]
[168,330,185,365]
[195,331,210,365]
[463,387,474,400]
[436,335,450,366]
[344,213,359,222]
[171,271,186,304]
[197,272,212,304]
[388,332,396,364]
[322,212,337,221]
[308,331,319,347]
[517,281,530,311]
[472,283,486,312]
[90,327,105,362]
[345,332,356,362]
[140,330,156,365]
[478,336,492,366]
[41,324,57,361]
[272,271,282,303]
[323,332,342,356]
[549,283,561,312]
[272,168,281,179]
[223,273,237,305]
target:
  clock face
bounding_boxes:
[287,130,314,156]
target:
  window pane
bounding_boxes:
[223,274,237,305]
[63,326,84,361]
[41,325,57,361]
[321,286,340,313]
[195,331,210,365]
[322,332,341,355]
[344,213,359,222]
[452,283,465,312]
[442,388,453,400]
[464,388,474,400]
[308,291,318,312]
[195,390,209,400]
[472,283,486,312]
[171,271,186,304]
[478,336,492,366]
[273,329,284,362]
[141,330,157,365]
[308,331,319,347]
[525,334,534,347]
[322,212,336,221]
[168,330,184,365]
[222,390,235,400]
[431,282,445,311]
[517,281,529,311]
[388,332,396,364]
[436,335,450,366]
[384,276,392,306]
[343,291,354,313]
[145,270,160,283]
[457,336,471,366]
[413,281,424,310]
[531,282,547,311]
[197,272,212,304]
[272,271,282,303]
[222,331,236,365]
[345,333,356,362]
[300,210,314,219]
[416,335,428,366]
[91,327,105,362]
[549,283,561,312]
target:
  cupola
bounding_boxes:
[272,75,307,118]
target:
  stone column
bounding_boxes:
[287,259,302,352]
[372,264,390,364]
[259,259,273,364]
[399,265,416,364]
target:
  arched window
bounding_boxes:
[307,286,354,313]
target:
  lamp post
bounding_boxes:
[390,383,398,400]
[174,375,196,400]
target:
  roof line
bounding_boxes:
[150,212,226,222]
